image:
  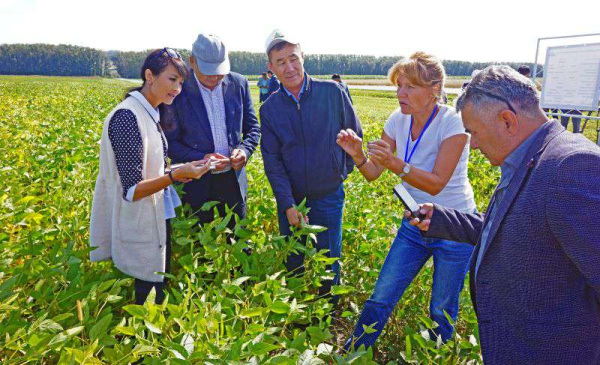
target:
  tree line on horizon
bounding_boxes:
[0,44,542,79]
[0,44,107,77]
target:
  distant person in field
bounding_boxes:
[461,69,480,90]
[257,72,269,103]
[517,64,531,77]
[260,29,362,306]
[519,63,543,92]
[410,65,600,364]
[90,48,211,305]
[161,34,260,233]
[339,52,476,350]
[559,109,584,133]
[266,70,280,96]
[332,74,353,104]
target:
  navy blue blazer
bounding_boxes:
[426,121,600,364]
[161,71,260,208]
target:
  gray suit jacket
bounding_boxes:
[426,121,600,364]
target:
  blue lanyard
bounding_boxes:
[404,105,438,164]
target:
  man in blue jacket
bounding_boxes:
[266,70,279,97]
[410,66,600,364]
[260,29,362,304]
[162,34,260,227]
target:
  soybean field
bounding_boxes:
[1,75,518,364]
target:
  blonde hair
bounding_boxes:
[388,52,446,100]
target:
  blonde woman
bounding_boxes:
[338,52,476,349]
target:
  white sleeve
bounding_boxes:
[383,109,399,141]
[441,113,467,141]
[125,184,137,202]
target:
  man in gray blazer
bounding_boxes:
[409,65,600,364]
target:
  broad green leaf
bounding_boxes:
[52,313,74,323]
[115,326,136,336]
[39,319,63,333]
[240,307,264,318]
[231,276,251,286]
[330,285,355,295]
[123,305,147,319]
[362,322,378,334]
[306,326,333,345]
[144,319,162,334]
[89,313,112,340]
[65,326,84,336]
[250,341,280,356]
[270,301,290,314]
[0,274,20,301]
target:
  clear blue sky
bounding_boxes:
[2,0,599,63]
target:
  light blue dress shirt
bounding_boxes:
[475,125,544,277]
[194,74,231,174]
[282,76,306,104]
[125,91,182,219]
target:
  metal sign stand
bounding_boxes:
[532,33,600,145]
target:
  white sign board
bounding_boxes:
[541,43,600,111]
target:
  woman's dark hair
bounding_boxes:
[124,49,189,132]
[125,48,188,99]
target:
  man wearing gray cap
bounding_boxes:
[259,29,362,305]
[162,34,260,229]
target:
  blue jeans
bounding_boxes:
[278,184,345,301]
[346,219,474,350]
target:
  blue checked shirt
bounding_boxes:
[194,74,230,159]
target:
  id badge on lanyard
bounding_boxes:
[404,105,438,164]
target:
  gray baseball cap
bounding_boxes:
[265,29,299,55]
[192,34,230,75]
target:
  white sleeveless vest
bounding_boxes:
[89,96,167,282]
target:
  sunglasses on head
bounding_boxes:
[151,47,182,61]
[466,85,517,115]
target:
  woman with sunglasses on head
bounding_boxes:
[90,48,212,304]
[338,52,476,350]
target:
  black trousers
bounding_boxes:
[134,220,171,305]
[193,170,246,229]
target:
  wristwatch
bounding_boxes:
[398,163,411,178]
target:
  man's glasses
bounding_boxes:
[151,47,182,61]
[466,85,517,115]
